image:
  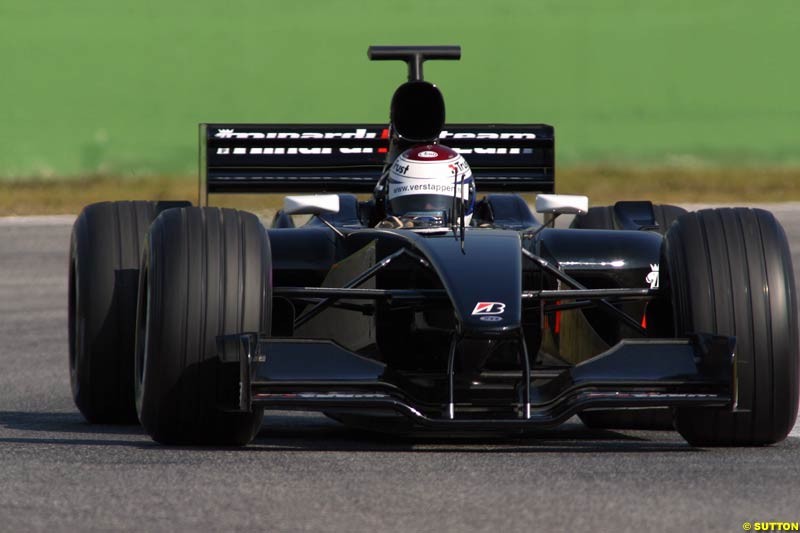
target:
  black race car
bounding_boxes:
[69,46,798,446]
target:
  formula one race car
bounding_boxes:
[68,46,799,447]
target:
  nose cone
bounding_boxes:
[408,229,522,335]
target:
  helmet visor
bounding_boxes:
[389,193,460,220]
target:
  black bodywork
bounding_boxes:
[207,46,736,431]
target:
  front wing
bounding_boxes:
[217,333,737,431]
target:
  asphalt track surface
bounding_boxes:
[1,205,799,532]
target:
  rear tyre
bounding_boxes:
[69,200,189,424]
[570,203,687,234]
[652,204,688,234]
[666,208,798,446]
[570,205,615,230]
[573,203,686,431]
[136,207,270,445]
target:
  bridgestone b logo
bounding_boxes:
[472,302,506,315]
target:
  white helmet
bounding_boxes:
[386,144,475,230]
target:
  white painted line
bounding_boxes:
[0,215,77,226]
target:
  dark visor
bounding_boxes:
[389,194,466,218]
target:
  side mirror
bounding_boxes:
[283,195,340,216]
[535,194,589,216]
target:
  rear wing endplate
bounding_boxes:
[200,123,554,202]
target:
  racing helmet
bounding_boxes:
[386,144,475,230]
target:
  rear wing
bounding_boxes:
[200,123,554,202]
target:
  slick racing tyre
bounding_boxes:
[136,207,271,445]
[571,203,686,234]
[69,200,189,424]
[666,208,799,446]
[573,203,686,431]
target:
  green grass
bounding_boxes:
[1,1,798,178]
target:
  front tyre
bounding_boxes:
[135,207,271,445]
[666,208,799,446]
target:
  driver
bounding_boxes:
[377,144,475,231]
